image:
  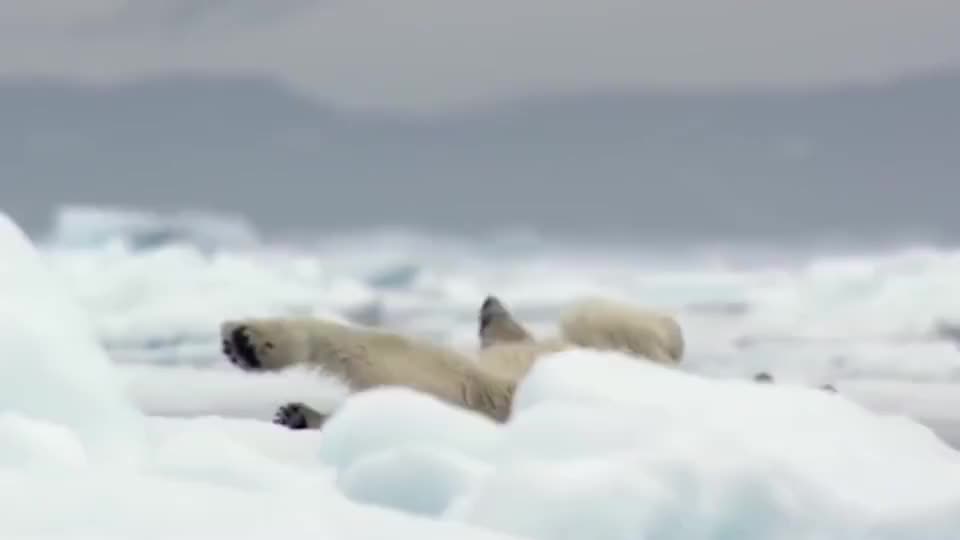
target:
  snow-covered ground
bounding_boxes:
[4,205,960,539]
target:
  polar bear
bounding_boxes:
[478,295,684,366]
[221,295,686,430]
[221,317,517,429]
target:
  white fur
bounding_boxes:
[221,297,685,428]
[221,318,516,423]
[478,296,684,373]
[558,298,684,363]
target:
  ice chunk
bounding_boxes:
[316,386,502,470]
[0,212,143,464]
[450,350,960,539]
[337,444,490,517]
[308,349,960,539]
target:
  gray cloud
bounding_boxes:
[0,0,958,110]
[98,0,323,32]
[0,0,322,34]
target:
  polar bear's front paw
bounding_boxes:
[273,402,328,430]
[274,403,310,429]
[226,325,263,370]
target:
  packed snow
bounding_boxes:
[0,211,521,540]
[4,205,960,538]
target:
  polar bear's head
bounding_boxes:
[220,318,308,372]
[478,295,532,348]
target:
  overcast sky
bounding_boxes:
[1,0,959,111]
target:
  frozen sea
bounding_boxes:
[3,204,960,539]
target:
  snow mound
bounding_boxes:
[7,207,960,539]
[0,213,144,465]
[0,211,522,540]
[319,350,960,539]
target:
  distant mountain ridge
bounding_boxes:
[2,71,959,244]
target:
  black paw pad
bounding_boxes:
[229,325,261,369]
[274,403,308,430]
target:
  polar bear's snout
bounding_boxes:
[479,295,504,330]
